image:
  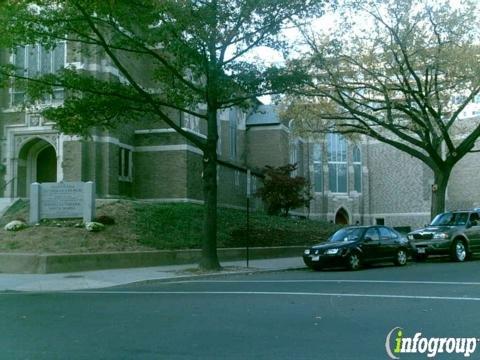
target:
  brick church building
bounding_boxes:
[2,43,480,228]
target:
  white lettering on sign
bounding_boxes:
[40,182,84,218]
[29,182,95,224]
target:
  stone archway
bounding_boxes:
[335,207,349,225]
[36,146,57,183]
[17,138,57,197]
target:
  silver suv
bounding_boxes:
[408,210,480,262]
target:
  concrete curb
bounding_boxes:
[120,266,308,288]
[9,265,309,292]
[0,246,306,274]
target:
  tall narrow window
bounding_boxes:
[234,170,240,187]
[229,109,237,159]
[313,143,323,193]
[327,133,347,193]
[217,118,222,156]
[184,112,200,133]
[118,147,133,181]
[353,145,362,193]
[12,46,26,104]
[11,42,65,106]
[290,140,298,176]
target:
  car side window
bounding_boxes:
[364,228,380,241]
[469,213,480,226]
[456,213,469,225]
[378,227,395,240]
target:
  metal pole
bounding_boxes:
[246,197,250,268]
[246,169,251,268]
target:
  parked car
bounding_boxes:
[408,209,480,262]
[303,226,410,271]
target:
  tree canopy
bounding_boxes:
[0,0,323,140]
[0,0,326,269]
[284,0,480,218]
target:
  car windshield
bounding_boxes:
[430,212,469,226]
[329,228,364,243]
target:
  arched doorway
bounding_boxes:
[335,207,349,225]
[17,138,57,197]
[36,146,57,183]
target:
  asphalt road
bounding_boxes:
[2,259,480,359]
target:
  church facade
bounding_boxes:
[1,43,480,229]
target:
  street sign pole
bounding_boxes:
[246,169,251,268]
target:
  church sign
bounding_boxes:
[29,182,95,224]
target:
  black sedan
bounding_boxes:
[303,226,410,270]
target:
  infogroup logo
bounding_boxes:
[385,327,478,359]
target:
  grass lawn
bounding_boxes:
[0,200,340,253]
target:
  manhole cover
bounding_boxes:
[63,275,84,279]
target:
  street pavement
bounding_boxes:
[0,257,305,291]
[2,258,480,359]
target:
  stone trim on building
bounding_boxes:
[135,144,203,155]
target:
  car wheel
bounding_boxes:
[347,253,361,271]
[394,249,408,266]
[414,253,428,262]
[450,239,467,262]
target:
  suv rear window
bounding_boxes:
[430,212,469,226]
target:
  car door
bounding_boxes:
[361,227,381,262]
[378,227,397,259]
[466,212,480,252]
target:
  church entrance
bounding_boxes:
[335,207,350,225]
[17,138,57,197]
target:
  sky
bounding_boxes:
[251,0,478,104]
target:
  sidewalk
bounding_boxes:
[0,257,306,292]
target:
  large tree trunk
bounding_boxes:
[430,168,451,221]
[199,107,221,270]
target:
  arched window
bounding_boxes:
[353,145,362,193]
[327,133,347,193]
[313,143,322,193]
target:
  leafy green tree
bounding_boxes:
[285,0,480,219]
[0,0,325,269]
[257,164,312,216]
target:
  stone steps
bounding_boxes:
[0,198,18,218]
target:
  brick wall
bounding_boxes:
[134,150,188,199]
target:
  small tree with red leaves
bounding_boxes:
[257,164,312,216]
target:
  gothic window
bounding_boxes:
[12,43,66,106]
[217,118,222,156]
[290,140,298,176]
[327,133,347,193]
[353,145,362,193]
[313,143,323,193]
[229,109,237,160]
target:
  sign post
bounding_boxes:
[246,169,251,268]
